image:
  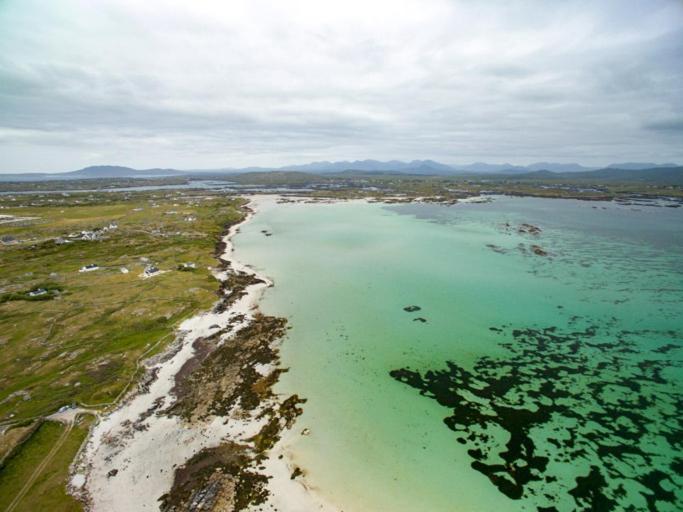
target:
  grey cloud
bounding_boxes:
[0,0,682,171]
[644,119,683,132]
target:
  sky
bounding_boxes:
[0,0,682,172]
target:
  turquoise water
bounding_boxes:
[234,197,683,512]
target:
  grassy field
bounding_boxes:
[0,190,243,422]
[215,171,683,202]
[0,189,243,510]
[0,417,94,512]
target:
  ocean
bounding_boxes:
[234,196,683,512]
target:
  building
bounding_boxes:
[144,265,160,277]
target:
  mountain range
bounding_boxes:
[0,160,680,181]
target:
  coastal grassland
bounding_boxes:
[204,170,683,202]
[0,416,93,512]
[348,174,683,200]
[0,191,244,422]
[0,176,189,193]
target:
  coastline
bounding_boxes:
[69,195,335,512]
[226,195,683,512]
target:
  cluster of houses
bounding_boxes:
[77,262,165,278]
[76,262,194,278]
[64,219,197,279]
[60,222,119,244]
[142,262,193,277]
[162,210,196,223]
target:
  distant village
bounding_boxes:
[1,195,211,305]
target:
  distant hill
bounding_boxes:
[568,166,683,184]
[282,159,456,174]
[0,160,680,182]
[230,166,683,187]
[64,165,186,178]
[0,166,188,181]
[276,159,599,174]
[451,162,527,173]
[230,171,324,185]
[606,162,678,170]
[493,166,683,185]
[449,162,597,173]
[526,162,597,172]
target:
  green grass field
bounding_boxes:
[0,191,243,422]
[0,417,94,512]
[0,190,243,510]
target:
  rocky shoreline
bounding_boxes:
[69,197,324,512]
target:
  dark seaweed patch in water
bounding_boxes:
[390,324,683,511]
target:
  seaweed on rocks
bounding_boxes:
[158,442,268,512]
[163,312,302,511]
[251,394,306,455]
[390,323,683,511]
[159,206,305,512]
[170,314,288,420]
[214,268,266,314]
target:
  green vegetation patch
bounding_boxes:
[0,190,244,421]
[0,417,93,512]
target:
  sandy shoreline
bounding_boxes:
[70,195,336,512]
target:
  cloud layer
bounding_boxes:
[1,0,682,171]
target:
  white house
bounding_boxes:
[143,265,160,277]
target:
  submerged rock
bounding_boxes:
[486,244,508,254]
[403,305,421,312]
[530,245,548,256]
[518,223,542,235]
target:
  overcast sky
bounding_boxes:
[1,0,682,172]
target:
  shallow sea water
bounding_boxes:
[234,196,683,512]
